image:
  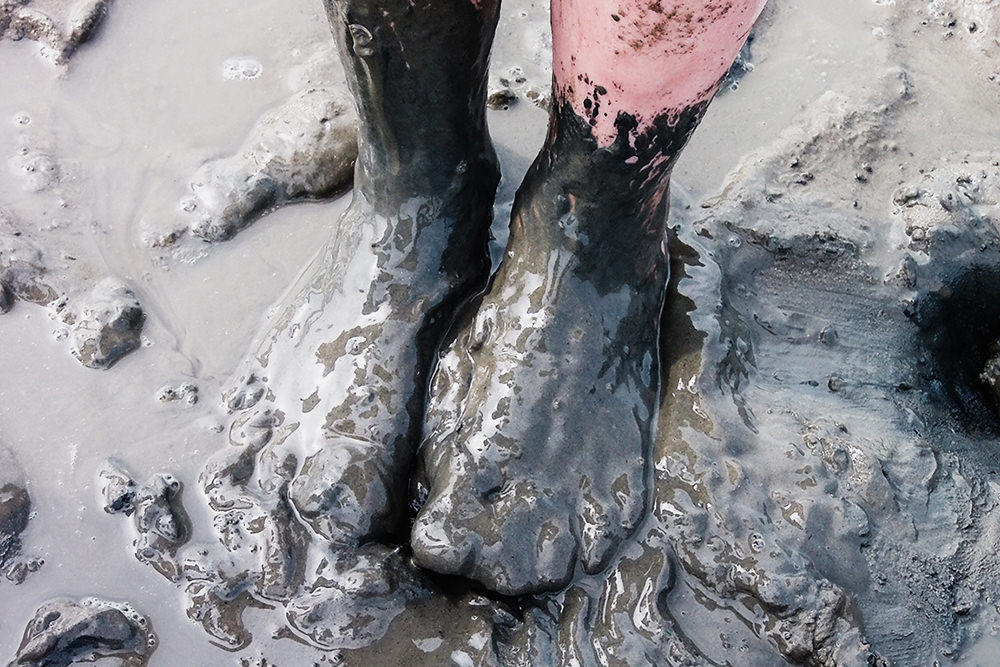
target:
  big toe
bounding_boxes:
[474,487,577,595]
[413,477,579,596]
[410,485,481,577]
[288,440,395,544]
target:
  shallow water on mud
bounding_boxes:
[3,0,1000,664]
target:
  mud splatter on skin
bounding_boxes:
[551,0,766,145]
[616,1,739,54]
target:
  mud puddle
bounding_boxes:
[3,0,1000,665]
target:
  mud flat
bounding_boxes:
[2,0,1000,665]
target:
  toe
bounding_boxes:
[411,485,481,576]
[288,441,395,544]
[475,486,577,595]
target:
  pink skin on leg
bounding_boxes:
[552,0,768,146]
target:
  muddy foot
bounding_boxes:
[239,147,496,545]
[109,0,503,650]
[412,107,687,595]
[219,0,503,549]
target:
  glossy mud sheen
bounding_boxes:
[3,0,1000,665]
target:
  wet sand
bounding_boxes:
[3,0,1000,664]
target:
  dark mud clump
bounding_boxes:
[1,218,147,369]
[10,597,156,667]
[0,444,40,585]
[164,87,357,245]
[0,279,12,312]
[100,461,189,581]
[0,0,114,66]
[910,262,1000,432]
[0,228,56,308]
[56,277,144,370]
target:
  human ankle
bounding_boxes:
[509,114,675,290]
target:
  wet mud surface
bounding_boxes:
[11,596,156,666]
[3,0,1000,665]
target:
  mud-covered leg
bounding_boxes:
[412,0,768,595]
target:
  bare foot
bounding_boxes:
[411,107,702,595]
[220,0,501,546]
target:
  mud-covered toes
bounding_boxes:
[286,546,429,650]
[288,440,398,544]
[410,485,480,577]
[412,478,581,596]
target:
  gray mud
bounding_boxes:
[10,596,156,666]
[1,0,113,66]
[159,86,357,246]
[3,0,1000,665]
